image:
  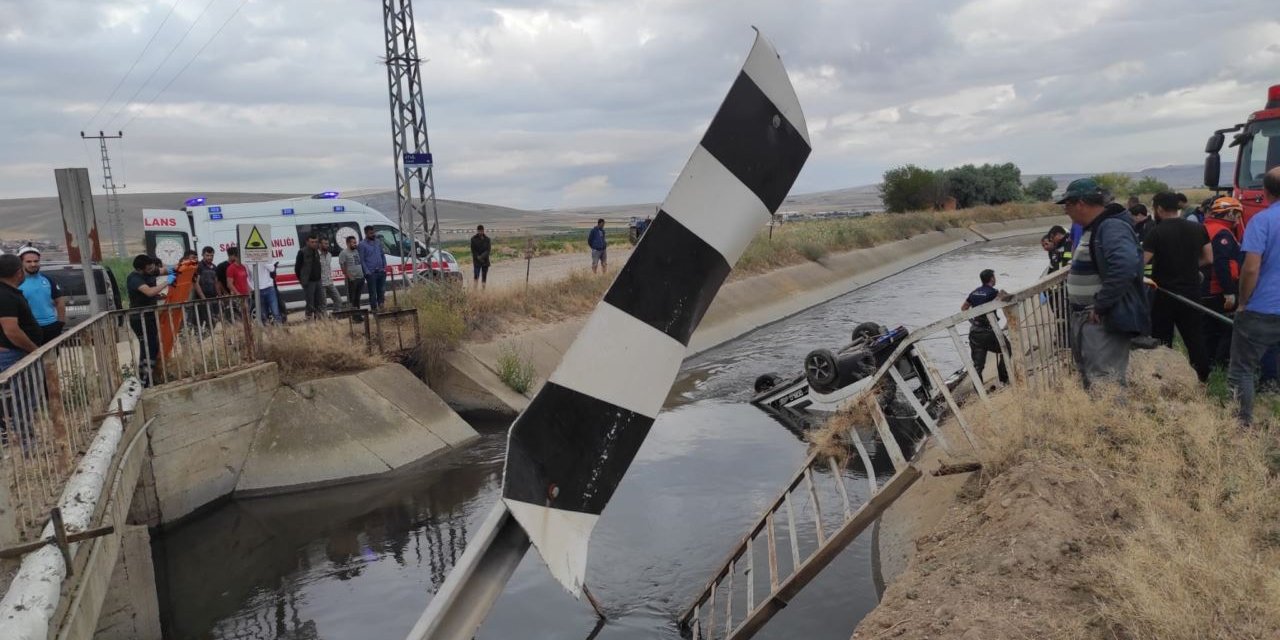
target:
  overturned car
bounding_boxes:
[750,322,962,446]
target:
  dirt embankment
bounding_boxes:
[854,349,1280,640]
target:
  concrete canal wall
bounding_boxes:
[437,215,1066,414]
[140,362,479,524]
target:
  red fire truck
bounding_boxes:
[1204,84,1280,229]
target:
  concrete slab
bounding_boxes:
[437,350,531,414]
[305,375,449,469]
[152,419,258,522]
[356,365,479,448]
[143,363,279,456]
[235,385,393,495]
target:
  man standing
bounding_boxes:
[1201,197,1244,369]
[471,224,491,290]
[359,226,388,310]
[295,233,324,319]
[1130,204,1153,243]
[1143,192,1212,382]
[257,261,283,325]
[225,247,250,296]
[961,268,1009,385]
[339,235,364,309]
[16,247,65,344]
[0,254,41,372]
[194,246,221,328]
[318,237,342,314]
[588,218,608,274]
[1061,178,1149,388]
[126,254,171,387]
[1228,168,1280,426]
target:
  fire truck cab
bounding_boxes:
[1204,84,1280,228]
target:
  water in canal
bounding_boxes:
[154,237,1046,640]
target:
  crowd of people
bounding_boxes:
[1041,169,1280,425]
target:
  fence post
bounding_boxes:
[1003,302,1029,387]
[240,296,256,361]
[42,351,72,467]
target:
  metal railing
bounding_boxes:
[679,270,1071,640]
[334,307,422,355]
[0,295,256,545]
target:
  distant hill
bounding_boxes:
[1025,163,1231,192]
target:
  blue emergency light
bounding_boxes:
[312,191,340,199]
[185,196,206,207]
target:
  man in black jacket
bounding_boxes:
[1061,178,1149,388]
[1144,192,1212,382]
[471,224,491,290]
[295,233,324,319]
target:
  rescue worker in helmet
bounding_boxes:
[1201,196,1244,368]
[1045,225,1072,272]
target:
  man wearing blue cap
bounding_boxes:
[1060,178,1149,387]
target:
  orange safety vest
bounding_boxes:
[1203,217,1241,296]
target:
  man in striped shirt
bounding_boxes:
[1061,178,1149,388]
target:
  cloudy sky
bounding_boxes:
[1,0,1277,209]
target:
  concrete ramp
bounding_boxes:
[236,364,478,495]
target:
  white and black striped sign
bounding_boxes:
[501,31,811,597]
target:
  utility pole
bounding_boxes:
[79,131,126,259]
[382,0,443,290]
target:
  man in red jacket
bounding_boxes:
[1201,197,1244,369]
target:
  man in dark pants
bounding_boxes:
[1229,168,1280,425]
[1144,191,1213,382]
[126,254,171,387]
[1200,197,1244,368]
[471,224,491,290]
[295,233,324,319]
[961,269,1009,385]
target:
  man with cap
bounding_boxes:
[1060,178,1149,388]
[16,246,65,344]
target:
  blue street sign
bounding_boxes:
[403,152,433,168]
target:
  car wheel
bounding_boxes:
[805,349,840,391]
[851,321,884,344]
[753,373,782,394]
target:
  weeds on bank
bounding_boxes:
[734,202,1056,276]
[977,350,1280,639]
[259,320,388,383]
[496,342,537,394]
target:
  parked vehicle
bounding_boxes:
[39,261,123,326]
[142,193,461,310]
[1204,84,1280,228]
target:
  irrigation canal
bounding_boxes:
[154,236,1045,640]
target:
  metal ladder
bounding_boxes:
[677,391,926,640]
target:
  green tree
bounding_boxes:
[985,162,1024,204]
[1025,176,1057,202]
[880,165,945,213]
[1131,176,1171,195]
[944,164,994,209]
[1091,173,1132,198]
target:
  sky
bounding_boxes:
[1,0,1277,209]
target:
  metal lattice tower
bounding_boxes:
[382,0,442,281]
[80,130,127,259]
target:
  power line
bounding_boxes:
[122,0,250,130]
[103,0,221,129]
[81,0,185,131]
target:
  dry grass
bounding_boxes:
[258,320,389,383]
[734,202,1057,276]
[977,349,1280,639]
[805,397,875,463]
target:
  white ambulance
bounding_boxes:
[142,194,460,309]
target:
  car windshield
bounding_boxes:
[1237,118,1280,190]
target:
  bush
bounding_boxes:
[496,342,536,394]
[1092,172,1133,198]
[1025,176,1057,202]
[259,320,389,383]
[1132,175,1171,195]
[880,164,946,213]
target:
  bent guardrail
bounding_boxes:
[679,269,1070,640]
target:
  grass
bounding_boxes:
[443,229,632,265]
[733,202,1057,276]
[976,349,1280,638]
[496,342,537,394]
[258,320,389,383]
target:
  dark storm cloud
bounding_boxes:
[1,0,1276,208]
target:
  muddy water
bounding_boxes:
[154,237,1046,640]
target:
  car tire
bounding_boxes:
[852,321,884,344]
[805,349,840,392]
[754,373,782,394]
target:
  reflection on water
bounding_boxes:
[156,237,1046,640]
